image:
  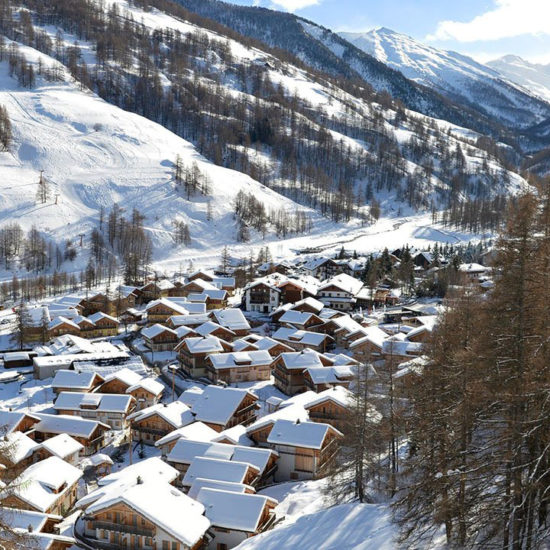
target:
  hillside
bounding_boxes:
[0,0,530,278]
[488,55,550,103]
[0,42,332,273]
[340,28,550,132]
[172,0,550,150]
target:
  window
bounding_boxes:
[162,542,169,550]
[172,543,179,550]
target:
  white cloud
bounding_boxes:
[427,0,550,42]
[268,0,321,12]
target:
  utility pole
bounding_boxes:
[78,233,85,247]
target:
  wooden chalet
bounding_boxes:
[176,336,232,378]
[191,386,259,432]
[31,414,110,456]
[206,350,273,384]
[266,419,343,481]
[197,489,277,549]
[146,298,189,325]
[0,456,83,515]
[303,388,352,432]
[87,312,119,337]
[80,481,210,550]
[129,402,194,445]
[272,350,330,396]
[141,324,178,352]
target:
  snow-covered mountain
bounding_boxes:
[174,0,549,144]
[340,28,550,131]
[487,55,550,103]
[0,0,531,277]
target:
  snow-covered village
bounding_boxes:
[0,247,495,549]
[1,0,550,549]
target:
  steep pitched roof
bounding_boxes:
[192,386,256,426]
[197,488,275,532]
[267,419,342,450]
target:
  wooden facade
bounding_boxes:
[305,399,349,432]
[83,502,204,550]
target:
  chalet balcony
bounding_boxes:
[308,411,346,421]
[133,426,167,437]
[93,520,154,538]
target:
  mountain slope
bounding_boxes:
[487,55,550,103]
[340,28,550,131]
[0,0,531,278]
[172,0,550,149]
[0,42,328,272]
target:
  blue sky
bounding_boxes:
[225,0,550,64]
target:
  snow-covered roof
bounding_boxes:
[211,308,250,331]
[51,369,102,390]
[458,262,487,273]
[272,327,330,347]
[323,353,359,366]
[318,274,363,295]
[192,386,256,426]
[81,453,114,468]
[98,457,178,489]
[195,321,235,338]
[0,410,40,434]
[303,386,354,409]
[5,432,40,464]
[40,433,83,459]
[4,456,82,512]
[175,326,197,339]
[324,314,363,333]
[167,439,234,465]
[208,350,273,370]
[33,413,109,438]
[188,478,253,500]
[184,336,227,354]
[1,508,57,532]
[155,422,219,448]
[293,297,324,313]
[267,419,341,449]
[142,324,177,340]
[279,310,321,326]
[169,313,211,327]
[126,377,164,396]
[349,326,388,350]
[277,349,325,370]
[186,278,218,291]
[197,488,274,532]
[88,311,119,324]
[191,289,227,301]
[182,457,258,487]
[128,401,193,429]
[85,481,209,547]
[382,339,423,357]
[102,367,143,387]
[48,316,80,331]
[54,392,134,414]
[305,365,354,385]
[303,257,331,271]
[146,298,189,315]
[246,403,309,434]
[212,424,254,446]
[26,306,51,327]
[178,386,205,407]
